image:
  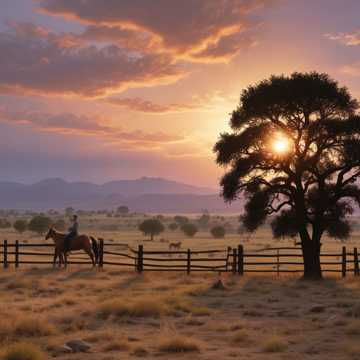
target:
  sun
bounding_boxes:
[271,134,290,155]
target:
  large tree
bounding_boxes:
[214,72,360,279]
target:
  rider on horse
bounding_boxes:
[64,214,79,252]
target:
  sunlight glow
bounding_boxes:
[271,134,290,155]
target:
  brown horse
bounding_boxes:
[45,228,99,268]
[169,241,182,250]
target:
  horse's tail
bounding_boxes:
[90,236,99,264]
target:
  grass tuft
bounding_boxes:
[1,342,45,360]
[262,336,287,353]
[158,335,201,353]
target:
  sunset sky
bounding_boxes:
[0,0,359,188]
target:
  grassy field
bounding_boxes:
[2,269,360,359]
[1,214,360,359]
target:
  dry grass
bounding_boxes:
[158,335,201,353]
[98,298,165,319]
[261,336,287,353]
[1,342,45,360]
[345,320,360,335]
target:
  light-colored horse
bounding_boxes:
[45,228,98,267]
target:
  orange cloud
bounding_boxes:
[341,62,360,77]
[0,24,185,98]
[103,97,197,113]
[38,0,279,62]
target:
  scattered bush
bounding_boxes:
[28,215,52,235]
[0,218,11,229]
[13,220,27,234]
[210,225,226,238]
[168,222,178,231]
[180,223,198,238]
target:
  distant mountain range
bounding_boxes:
[0,177,244,213]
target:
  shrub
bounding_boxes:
[180,223,198,238]
[210,225,226,238]
[1,342,45,360]
[13,220,27,234]
[28,215,52,235]
[0,218,11,229]
[168,222,178,231]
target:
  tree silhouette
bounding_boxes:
[214,72,360,279]
[138,219,165,241]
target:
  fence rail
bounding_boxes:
[1,240,359,277]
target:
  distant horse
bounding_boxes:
[169,241,182,250]
[45,228,99,268]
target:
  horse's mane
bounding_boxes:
[51,227,65,236]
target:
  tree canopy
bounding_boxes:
[138,219,165,241]
[214,72,360,278]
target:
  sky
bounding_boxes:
[0,0,359,188]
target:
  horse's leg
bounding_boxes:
[53,249,57,268]
[84,246,95,267]
[64,252,68,268]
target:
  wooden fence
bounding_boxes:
[1,240,359,277]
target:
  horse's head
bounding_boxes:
[45,227,55,240]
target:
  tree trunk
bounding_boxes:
[301,240,322,280]
[150,233,154,241]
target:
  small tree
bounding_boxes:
[28,215,52,235]
[13,219,28,234]
[180,223,198,238]
[211,225,226,239]
[138,219,165,241]
[168,222,178,231]
[214,72,360,279]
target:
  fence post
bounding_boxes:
[187,249,191,275]
[98,239,104,267]
[237,244,244,275]
[3,240,8,269]
[354,247,359,277]
[232,248,237,274]
[276,249,280,276]
[226,246,231,272]
[15,240,19,268]
[342,246,347,278]
[137,245,143,273]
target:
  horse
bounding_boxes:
[169,241,182,250]
[45,228,99,268]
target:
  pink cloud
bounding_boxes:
[0,107,184,148]
[325,30,360,46]
[0,24,185,98]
